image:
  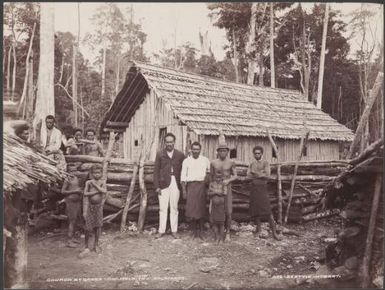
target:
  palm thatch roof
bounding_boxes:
[3,133,65,194]
[102,62,354,141]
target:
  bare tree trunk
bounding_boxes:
[246,3,257,85]
[258,51,264,86]
[26,51,34,120]
[72,44,78,127]
[232,29,239,83]
[18,23,37,115]
[299,4,310,100]
[12,45,17,100]
[58,54,64,84]
[269,2,275,88]
[33,3,55,139]
[115,55,120,97]
[348,72,383,159]
[7,45,12,92]
[2,42,5,75]
[101,44,106,99]
[316,3,329,109]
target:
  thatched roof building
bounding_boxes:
[101,62,354,162]
[3,131,64,194]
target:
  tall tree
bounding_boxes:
[33,3,55,138]
[269,2,276,88]
[86,3,125,100]
[316,3,329,109]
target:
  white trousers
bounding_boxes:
[158,176,180,234]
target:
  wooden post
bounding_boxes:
[348,72,384,159]
[102,131,117,179]
[267,131,282,224]
[137,147,148,232]
[284,131,310,224]
[120,160,139,231]
[361,174,382,288]
[4,197,28,289]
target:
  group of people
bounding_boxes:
[154,133,283,244]
[13,117,283,256]
[12,115,108,255]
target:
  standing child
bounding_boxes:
[208,171,227,244]
[80,164,107,256]
[61,163,82,247]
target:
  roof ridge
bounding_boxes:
[132,60,303,96]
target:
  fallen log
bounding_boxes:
[348,139,384,166]
[105,195,124,208]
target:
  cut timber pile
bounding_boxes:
[322,139,383,288]
[65,155,349,224]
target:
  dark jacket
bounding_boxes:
[153,149,185,190]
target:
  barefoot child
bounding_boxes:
[61,163,82,246]
[81,164,107,255]
[208,171,227,243]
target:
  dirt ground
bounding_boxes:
[27,217,359,289]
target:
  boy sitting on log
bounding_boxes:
[61,163,83,247]
[80,164,107,257]
[208,171,227,244]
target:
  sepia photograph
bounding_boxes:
[2,2,384,289]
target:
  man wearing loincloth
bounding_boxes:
[181,141,210,239]
[210,140,237,241]
[247,146,282,241]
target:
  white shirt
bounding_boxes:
[181,155,210,182]
[40,127,62,152]
[166,149,174,159]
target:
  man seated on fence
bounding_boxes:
[208,171,227,244]
[83,129,104,157]
[246,146,282,241]
[61,163,82,247]
[40,115,67,171]
[210,137,237,242]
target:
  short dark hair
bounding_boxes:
[165,132,176,141]
[91,163,103,172]
[253,145,264,154]
[46,115,55,122]
[74,128,82,134]
[14,123,29,138]
[85,128,96,135]
[191,141,201,149]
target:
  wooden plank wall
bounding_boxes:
[200,135,340,163]
[123,89,340,162]
[123,90,187,161]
